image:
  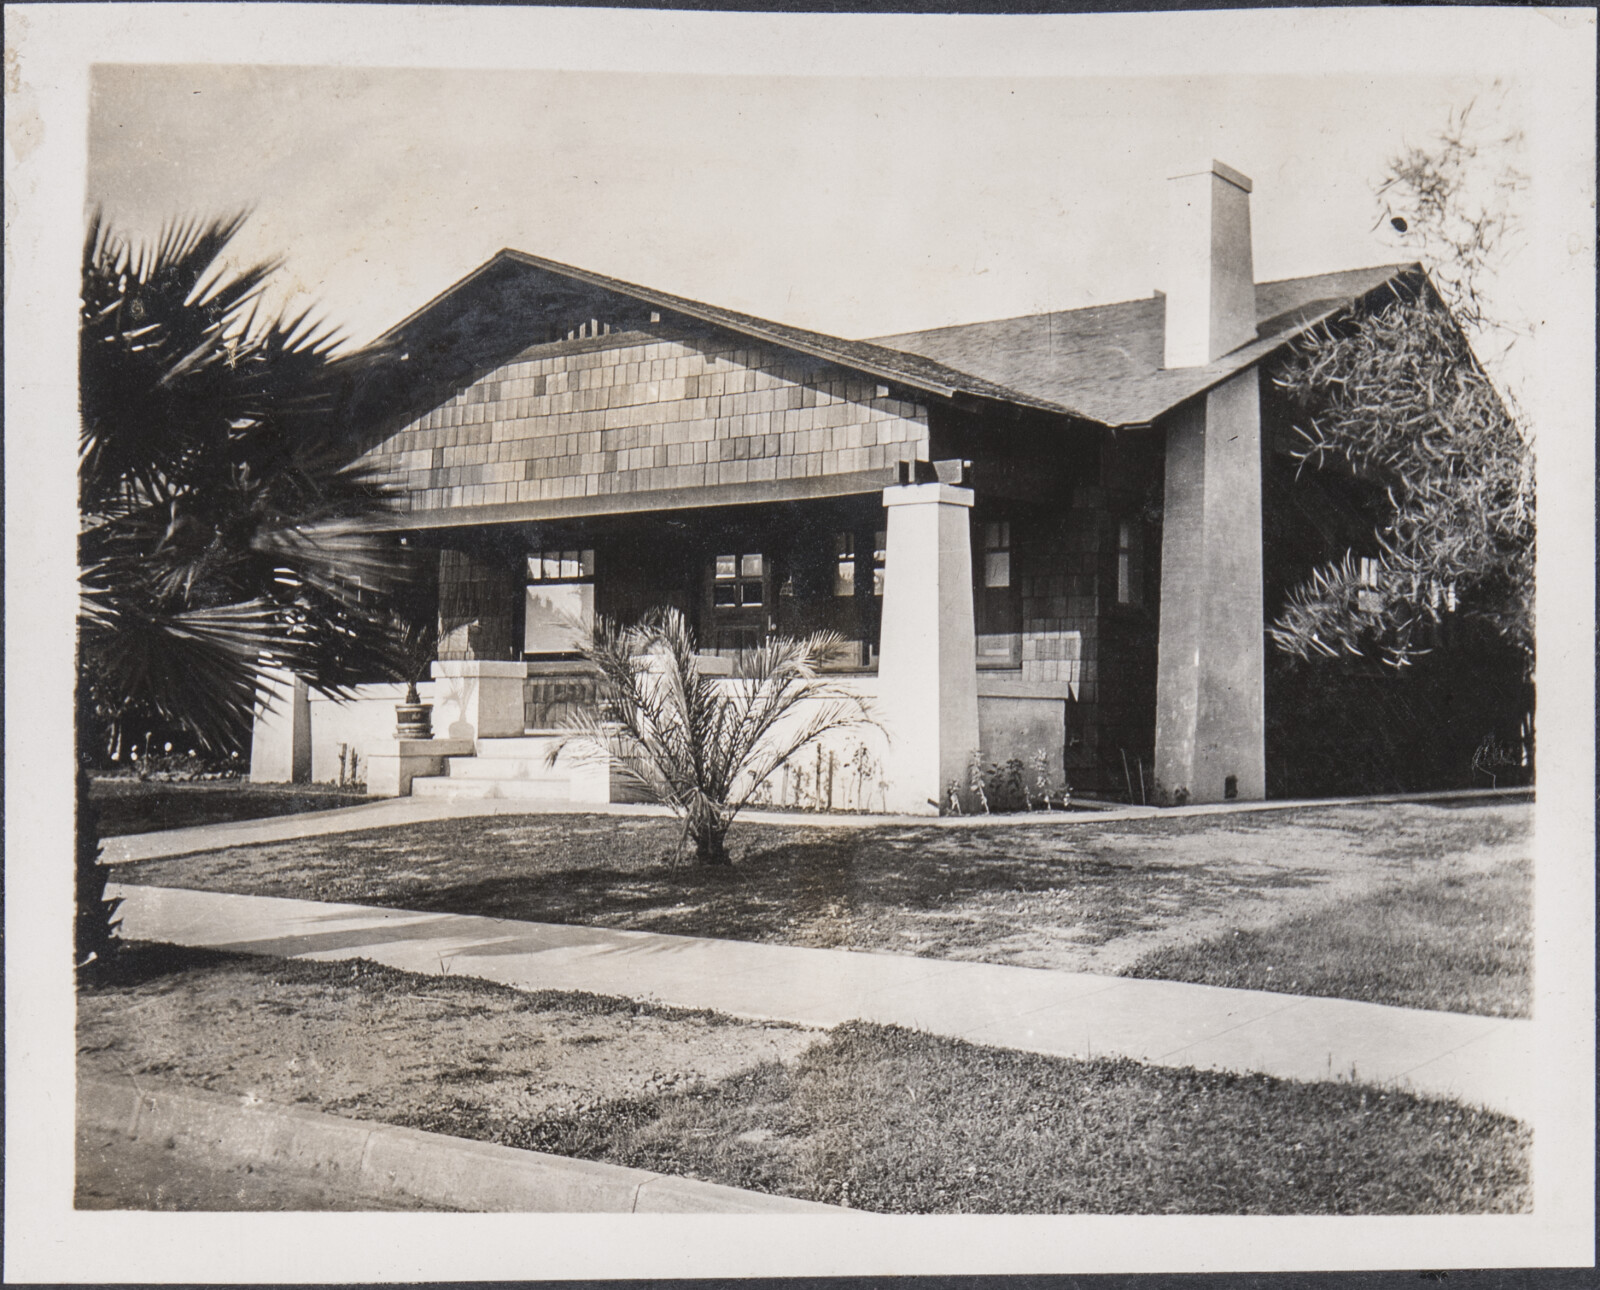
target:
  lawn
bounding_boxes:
[78,945,1528,1215]
[90,778,371,837]
[120,799,1532,1016]
[1126,859,1530,1017]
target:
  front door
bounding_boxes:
[705,550,772,653]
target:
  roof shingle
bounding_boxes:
[870,264,1420,427]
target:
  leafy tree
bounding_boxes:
[1268,101,1534,672]
[555,608,875,866]
[77,212,412,965]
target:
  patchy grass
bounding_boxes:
[80,946,1527,1215]
[90,779,371,837]
[1124,858,1532,1017]
[120,800,1530,1014]
[502,1023,1528,1215]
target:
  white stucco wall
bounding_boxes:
[306,682,432,784]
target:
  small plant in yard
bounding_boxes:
[335,743,363,790]
[957,748,1069,814]
[1032,747,1072,811]
[553,607,874,866]
[966,749,990,814]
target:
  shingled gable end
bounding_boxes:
[255,165,1428,811]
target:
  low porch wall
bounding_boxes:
[725,673,891,814]
[305,682,436,785]
[976,688,1070,787]
[258,660,1069,809]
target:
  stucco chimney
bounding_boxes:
[1163,161,1257,369]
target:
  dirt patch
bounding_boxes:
[78,945,816,1136]
[121,801,1531,981]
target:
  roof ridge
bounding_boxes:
[868,262,1422,342]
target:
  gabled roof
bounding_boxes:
[378,249,1062,415]
[378,250,1421,431]
[871,263,1421,427]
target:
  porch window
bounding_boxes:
[975,515,1021,668]
[714,552,765,607]
[830,530,886,598]
[525,547,595,655]
[708,551,770,653]
[1116,522,1143,606]
[527,549,595,582]
[983,521,1011,588]
[834,533,856,597]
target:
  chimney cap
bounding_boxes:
[1168,160,1253,193]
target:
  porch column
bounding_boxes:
[877,481,980,815]
[430,660,528,741]
[249,666,311,783]
[1153,367,1265,804]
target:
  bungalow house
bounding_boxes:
[250,162,1440,812]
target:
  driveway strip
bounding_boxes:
[108,882,1534,1123]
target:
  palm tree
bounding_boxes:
[77,211,413,965]
[554,608,875,866]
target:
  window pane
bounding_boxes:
[741,553,763,578]
[984,521,1008,551]
[1117,552,1132,604]
[542,553,561,580]
[715,555,737,580]
[580,548,595,577]
[714,583,738,606]
[1118,522,1132,554]
[835,562,855,598]
[741,582,764,607]
[560,551,578,578]
[984,550,1011,588]
[526,555,543,580]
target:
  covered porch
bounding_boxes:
[254,467,1105,814]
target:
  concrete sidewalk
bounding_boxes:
[99,785,1532,865]
[110,882,1535,1124]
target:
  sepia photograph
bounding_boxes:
[5,2,1595,1281]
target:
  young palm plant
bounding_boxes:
[77,211,415,966]
[554,608,875,866]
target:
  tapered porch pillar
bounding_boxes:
[1153,367,1266,804]
[876,481,981,815]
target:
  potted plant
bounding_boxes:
[393,617,438,740]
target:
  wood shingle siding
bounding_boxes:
[359,330,930,517]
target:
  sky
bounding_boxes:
[87,64,1520,353]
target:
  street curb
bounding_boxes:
[79,1076,843,1214]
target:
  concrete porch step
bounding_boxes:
[444,756,568,781]
[473,734,574,759]
[409,776,574,801]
